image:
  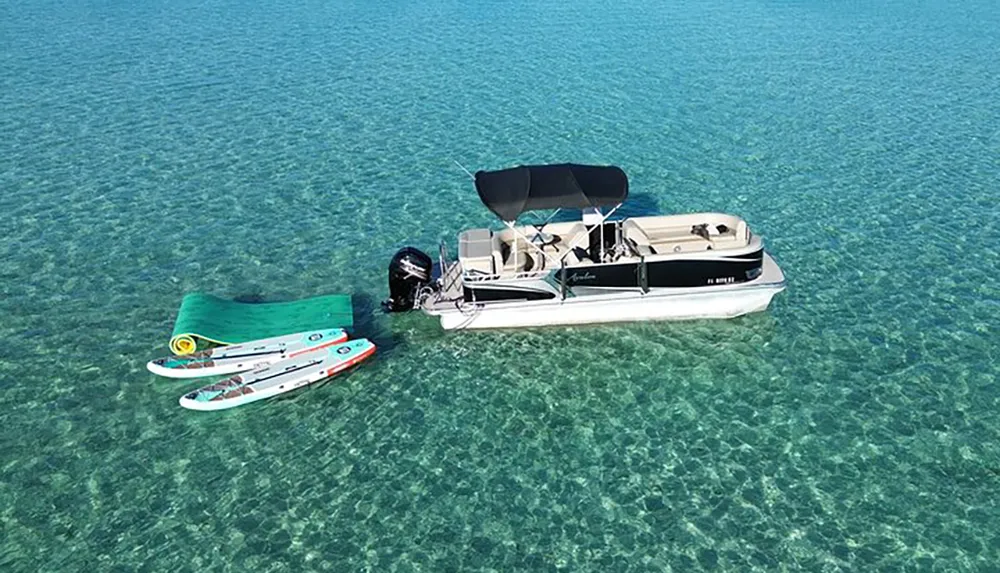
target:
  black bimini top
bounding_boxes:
[474,163,629,221]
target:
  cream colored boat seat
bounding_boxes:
[708,221,748,245]
[458,228,496,276]
[621,220,657,256]
[561,246,595,267]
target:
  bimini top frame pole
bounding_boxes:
[501,202,624,271]
[554,202,623,264]
[469,163,630,273]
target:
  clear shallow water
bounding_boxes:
[2,0,999,570]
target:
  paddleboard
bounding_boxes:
[147,329,348,379]
[178,338,376,411]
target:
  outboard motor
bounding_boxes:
[382,247,433,312]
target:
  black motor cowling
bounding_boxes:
[382,247,433,312]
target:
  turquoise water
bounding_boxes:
[2,0,999,569]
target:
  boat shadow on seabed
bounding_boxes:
[543,190,661,224]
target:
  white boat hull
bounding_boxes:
[426,253,786,330]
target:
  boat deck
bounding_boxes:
[456,213,755,281]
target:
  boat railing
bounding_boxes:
[438,241,463,294]
[438,240,448,276]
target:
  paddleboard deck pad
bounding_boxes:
[148,329,348,379]
[179,339,376,411]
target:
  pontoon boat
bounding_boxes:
[383,164,785,330]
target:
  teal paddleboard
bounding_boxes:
[148,329,348,379]
[179,339,376,411]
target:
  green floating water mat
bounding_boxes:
[168,292,354,355]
